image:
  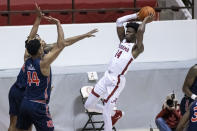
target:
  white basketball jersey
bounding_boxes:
[108,39,134,76]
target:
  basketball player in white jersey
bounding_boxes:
[84,12,153,131]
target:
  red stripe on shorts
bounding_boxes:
[104,58,133,103]
[91,88,100,98]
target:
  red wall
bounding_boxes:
[0,0,157,26]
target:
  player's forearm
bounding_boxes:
[28,16,41,40]
[182,85,195,99]
[136,19,146,48]
[63,33,88,47]
[176,126,184,131]
[138,21,146,35]
[116,13,138,27]
[56,22,65,49]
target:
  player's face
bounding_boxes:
[40,39,46,48]
[38,43,44,56]
[35,35,46,48]
[125,27,136,42]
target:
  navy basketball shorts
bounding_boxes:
[16,99,54,131]
[8,83,25,116]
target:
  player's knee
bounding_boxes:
[84,101,93,111]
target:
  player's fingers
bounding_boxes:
[94,29,99,32]
[34,0,38,6]
[88,35,95,37]
[43,16,49,19]
[91,29,98,33]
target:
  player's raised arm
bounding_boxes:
[116,13,138,42]
[176,105,190,131]
[40,16,64,76]
[43,29,98,53]
[40,16,98,76]
[136,14,153,49]
[24,3,43,62]
[63,29,98,47]
[182,65,197,100]
[28,3,43,40]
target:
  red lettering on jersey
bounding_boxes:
[27,71,31,86]
[115,50,122,58]
[119,44,129,52]
[27,71,40,86]
[191,106,197,122]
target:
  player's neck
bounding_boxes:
[31,54,41,59]
[126,39,135,43]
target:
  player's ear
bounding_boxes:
[38,46,42,55]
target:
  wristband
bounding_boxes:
[191,94,197,100]
[116,13,137,27]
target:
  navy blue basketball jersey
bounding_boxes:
[24,58,52,104]
[188,100,197,131]
[15,64,27,89]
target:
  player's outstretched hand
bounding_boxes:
[144,13,154,24]
[86,29,98,37]
[35,2,43,18]
[43,16,60,24]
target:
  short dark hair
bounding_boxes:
[126,22,140,32]
[26,39,41,56]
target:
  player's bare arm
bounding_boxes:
[43,29,98,52]
[63,29,98,47]
[40,16,65,76]
[27,3,43,41]
[131,14,152,58]
[24,3,43,61]
[135,14,153,50]
[116,13,139,42]
[176,104,190,131]
[182,65,197,100]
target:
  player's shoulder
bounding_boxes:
[190,64,197,72]
[187,64,197,77]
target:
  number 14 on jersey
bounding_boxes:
[115,50,122,58]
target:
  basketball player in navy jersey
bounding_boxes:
[84,13,153,131]
[16,15,97,131]
[180,64,197,116]
[176,100,197,131]
[8,3,44,131]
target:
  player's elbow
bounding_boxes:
[84,100,95,112]
[137,28,145,34]
[84,101,92,110]
[57,41,65,49]
[116,18,123,27]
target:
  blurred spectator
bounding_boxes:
[155,93,182,131]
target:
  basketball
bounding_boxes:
[138,6,155,21]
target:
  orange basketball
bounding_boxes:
[138,6,155,21]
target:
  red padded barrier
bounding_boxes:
[0,0,157,25]
[0,0,8,26]
[9,0,72,25]
[74,0,157,23]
